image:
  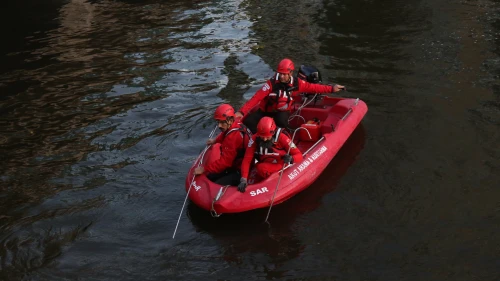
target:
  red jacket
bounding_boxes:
[240,130,303,179]
[204,119,250,174]
[239,75,334,115]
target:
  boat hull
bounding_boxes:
[185,96,368,214]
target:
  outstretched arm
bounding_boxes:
[296,79,345,94]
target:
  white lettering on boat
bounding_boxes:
[192,181,201,192]
[297,159,311,172]
[287,145,328,180]
[308,145,327,162]
[288,169,299,180]
[250,187,269,196]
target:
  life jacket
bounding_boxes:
[254,128,287,163]
[265,75,299,112]
[223,122,252,166]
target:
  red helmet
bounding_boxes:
[214,104,235,121]
[277,58,294,74]
[256,117,277,138]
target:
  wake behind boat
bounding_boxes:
[185,88,368,216]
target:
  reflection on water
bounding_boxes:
[1,0,499,279]
[1,0,269,279]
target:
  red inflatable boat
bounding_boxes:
[185,94,368,216]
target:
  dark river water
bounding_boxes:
[1,0,499,280]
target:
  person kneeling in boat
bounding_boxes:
[237,117,303,193]
[234,58,345,133]
[194,104,252,186]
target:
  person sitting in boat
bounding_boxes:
[234,58,345,133]
[237,117,303,193]
[194,104,252,186]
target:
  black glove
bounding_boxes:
[282,154,293,164]
[237,178,247,193]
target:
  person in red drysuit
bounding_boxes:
[194,104,251,186]
[234,58,345,132]
[237,117,303,193]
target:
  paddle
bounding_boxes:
[172,125,218,239]
[264,127,311,223]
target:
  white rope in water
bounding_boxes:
[172,125,217,239]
